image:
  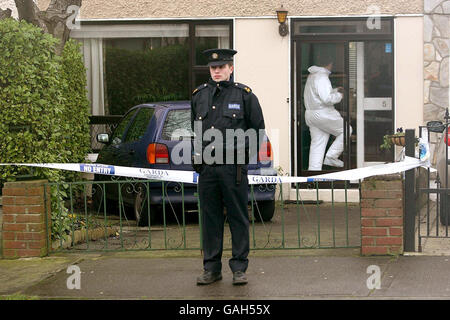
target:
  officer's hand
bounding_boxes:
[337,87,344,94]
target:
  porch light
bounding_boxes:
[276,5,289,37]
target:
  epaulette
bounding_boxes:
[192,83,209,95]
[233,82,252,94]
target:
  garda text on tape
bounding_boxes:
[0,156,428,185]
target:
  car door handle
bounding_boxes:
[129,150,135,155]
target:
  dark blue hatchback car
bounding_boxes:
[94,101,277,225]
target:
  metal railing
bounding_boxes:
[45,179,361,253]
[417,111,450,252]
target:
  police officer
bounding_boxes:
[191,48,265,285]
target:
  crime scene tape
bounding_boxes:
[0,156,429,185]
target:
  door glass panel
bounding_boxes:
[297,41,394,174]
[351,41,393,166]
[299,42,347,172]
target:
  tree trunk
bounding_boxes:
[14,0,44,29]
[1,0,82,55]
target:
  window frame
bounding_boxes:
[77,19,233,109]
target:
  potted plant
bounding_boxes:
[380,128,405,150]
[380,128,418,150]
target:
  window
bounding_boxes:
[72,21,233,116]
[294,20,392,36]
[110,109,138,145]
[124,108,155,143]
[194,25,230,65]
[192,23,233,89]
[104,24,190,115]
[161,110,194,141]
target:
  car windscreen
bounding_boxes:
[161,109,194,141]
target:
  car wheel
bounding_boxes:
[440,194,450,226]
[252,200,275,222]
[134,191,157,227]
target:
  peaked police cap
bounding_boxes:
[203,48,237,67]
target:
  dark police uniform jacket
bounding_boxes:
[191,78,265,168]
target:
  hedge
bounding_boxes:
[0,18,91,239]
[0,18,90,182]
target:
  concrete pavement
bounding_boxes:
[2,198,450,300]
[1,249,450,300]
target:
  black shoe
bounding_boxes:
[232,271,248,285]
[196,270,222,285]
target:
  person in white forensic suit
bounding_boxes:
[303,55,352,171]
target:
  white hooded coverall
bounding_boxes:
[303,66,352,171]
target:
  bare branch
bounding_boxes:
[38,0,82,55]
[9,0,83,55]
[48,0,82,11]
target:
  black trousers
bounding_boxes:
[198,164,249,273]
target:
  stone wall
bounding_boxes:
[424,0,450,123]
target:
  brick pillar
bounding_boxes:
[361,174,404,256]
[1,180,50,259]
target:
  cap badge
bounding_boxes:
[212,53,219,59]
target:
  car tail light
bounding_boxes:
[258,140,273,162]
[146,143,169,164]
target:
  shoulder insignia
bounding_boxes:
[234,82,252,94]
[192,83,208,95]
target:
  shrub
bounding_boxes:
[0,18,91,240]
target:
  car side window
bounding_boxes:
[124,107,155,143]
[161,110,194,141]
[110,109,138,145]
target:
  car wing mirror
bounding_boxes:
[97,133,110,144]
[426,121,445,133]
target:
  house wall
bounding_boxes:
[234,18,290,173]
[395,16,424,133]
[36,0,423,19]
[0,0,17,18]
